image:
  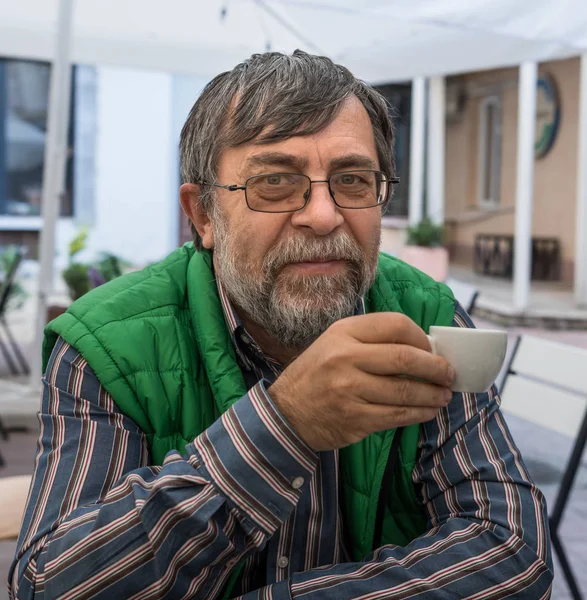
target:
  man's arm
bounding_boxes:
[239,304,554,599]
[9,338,317,599]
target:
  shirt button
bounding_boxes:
[277,556,289,569]
[292,477,305,490]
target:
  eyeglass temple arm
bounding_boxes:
[199,182,246,192]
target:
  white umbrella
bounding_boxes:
[2,0,587,83]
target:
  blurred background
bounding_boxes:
[0,1,586,598]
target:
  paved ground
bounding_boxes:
[450,265,587,318]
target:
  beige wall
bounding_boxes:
[445,58,580,281]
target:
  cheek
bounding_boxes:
[228,213,289,263]
[345,212,381,251]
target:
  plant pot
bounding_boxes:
[46,304,68,324]
[398,245,449,282]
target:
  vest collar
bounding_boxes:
[187,249,249,416]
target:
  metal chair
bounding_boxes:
[445,277,480,315]
[0,246,30,468]
[0,417,6,467]
[500,335,587,600]
[0,246,30,376]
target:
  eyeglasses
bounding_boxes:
[199,170,399,213]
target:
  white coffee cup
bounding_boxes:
[427,326,508,393]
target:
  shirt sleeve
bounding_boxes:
[9,338,317,600]
[237,302,554,600]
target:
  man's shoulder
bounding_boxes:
[63,244,195,327]
[376,251,453,296]
[371,252,455,329]
[42,245,199,377]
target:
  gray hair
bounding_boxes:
[180,50,396,250]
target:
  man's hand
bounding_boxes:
[268,313,454,451]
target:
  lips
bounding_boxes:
[297,259,339,264]
[288,257,344,264]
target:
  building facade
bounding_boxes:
[445,57,579,286]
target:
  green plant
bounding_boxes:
[62,263,92,300]
[405,217,445,248]
[62,231,129,301]
[68,229,89,261]
[96,252,126,281]
[0,246,28,311]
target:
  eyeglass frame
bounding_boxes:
[198,170,400,214]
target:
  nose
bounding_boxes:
[290,180,344,236]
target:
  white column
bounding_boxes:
[31,0,75,386]
[513,61,538,312]
[575,54,587,307]
[427,76,446,224]
[409,77,426,226]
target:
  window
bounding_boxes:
[0,59,75,218]
[478,96,502,207]
[373,83,412,218]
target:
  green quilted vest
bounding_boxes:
[43,244,455,569]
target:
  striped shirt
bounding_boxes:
[9,289,553,599]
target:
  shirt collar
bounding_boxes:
[357,296,366,316]
[216,278,256,370]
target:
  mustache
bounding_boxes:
[262,233,364,275]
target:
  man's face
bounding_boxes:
[196,96,383,350]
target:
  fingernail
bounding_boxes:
[444,388,453,401]
[447,366,455,383]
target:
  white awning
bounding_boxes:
[1,0,587,83]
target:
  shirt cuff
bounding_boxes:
[190,380,318,535]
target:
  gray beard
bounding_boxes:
[211,210,379,351]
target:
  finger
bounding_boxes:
[355,371,453,408]
[355,403,441,434]
[352,343,454,386]
[341,313,431,351]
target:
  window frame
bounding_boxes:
[477,94,502,209]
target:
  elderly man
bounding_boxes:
[10,51,552,599]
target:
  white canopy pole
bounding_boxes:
[513,61,538,312]
[409,77,426,226]
[427,76,446,224]
[30,0,75,386]
[575,53,587,307]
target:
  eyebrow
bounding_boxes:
[243,152,308,172]
[242,151,379,175]
[329,154,379,171]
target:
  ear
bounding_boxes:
[180,183,215,249]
